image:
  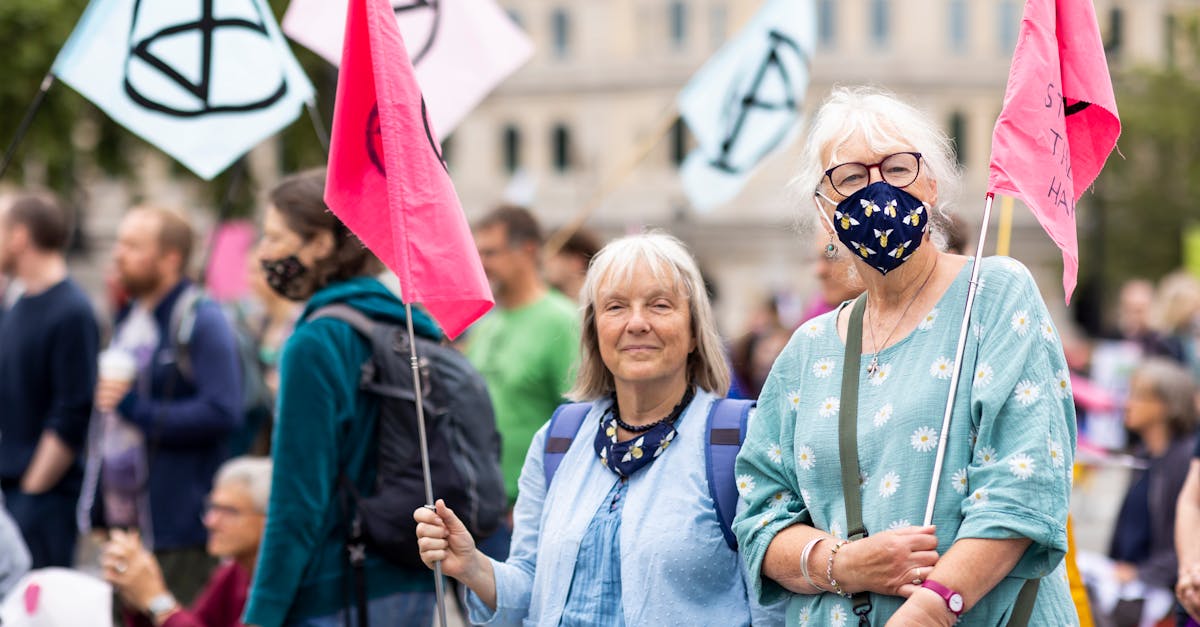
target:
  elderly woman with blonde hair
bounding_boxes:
[415,232,778,626]
[734,86,1079,626]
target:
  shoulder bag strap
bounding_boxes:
[838,296,872,625]
[705,398,755,551]
[543,402,592,486]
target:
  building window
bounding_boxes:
[948,112,967,166]
[870,0,889,48]
[552,124,572,172]
[997,0,1020,54]
[1104,7,1123,54]
[669,1,687,50]
[818,0,837,49]
[948,0,967,54]
[670,119,690,167]
[502,125,521,174]
[551,8,570,59]
[710,3,727,48]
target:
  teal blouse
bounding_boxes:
[734,257,1080,626]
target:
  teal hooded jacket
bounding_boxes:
[244,277,442,626]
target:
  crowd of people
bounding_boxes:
[0,86,1196,627]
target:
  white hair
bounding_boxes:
[568,231,730,401]
[792,86,962,249]
[214,456,273,513]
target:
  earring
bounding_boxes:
[824,235,838,259]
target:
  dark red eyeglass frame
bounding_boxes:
[823,151,924,196]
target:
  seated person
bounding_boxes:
[102,456,271,627]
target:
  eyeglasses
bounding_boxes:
[823,152,923,197]
[203,497,262,519]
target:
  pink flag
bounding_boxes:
[204,221,257,302]
[325,0,493,338]
[988,0,1120,302]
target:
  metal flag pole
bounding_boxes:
[306,99,331,154]
[404,302,449,627]
[0,73,56,180]
[923,192,996,526]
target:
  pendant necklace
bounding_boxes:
[866,256,939,375]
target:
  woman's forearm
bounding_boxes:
[762,524,834,595]
[924,537,1031,612]
[460,552,500,610]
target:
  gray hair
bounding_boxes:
[792,86,962,250]
[1134,358,1198,438]
[214,456,273,513]
[568,232,730,401]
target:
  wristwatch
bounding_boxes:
[920,579,965,617]
[147,593,178,621]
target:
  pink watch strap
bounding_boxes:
[921,579,965,616]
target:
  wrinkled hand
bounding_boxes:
[1178,564,1200,620]
[884,587,956,627]
[101,529,168,612]
[95,379,133,414]
[834,525,941,597]
[413,499,482,580]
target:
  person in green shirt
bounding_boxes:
[467,207,580,558]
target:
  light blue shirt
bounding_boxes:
[560,480,627,626]
[466,388,780,626]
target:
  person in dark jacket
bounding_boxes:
[242,170,436,627]
[86,206,243,607]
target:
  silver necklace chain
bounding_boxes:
[866,256,940,375]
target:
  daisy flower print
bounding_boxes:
[1014,380,1041,406]
[796,445,816,470]
[911,426,938,452]
[1011,310,1031,336]
[930,356,954,380]
[879,471,900,498]
[736,474,755,497]
[1008,454,1036,480]
[812,358,835,378]
[818,396,840,418]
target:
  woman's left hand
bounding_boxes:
[884,587,956,627]
[100,529,169,612]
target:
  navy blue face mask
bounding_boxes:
[818,181,930,275]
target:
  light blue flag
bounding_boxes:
[677,0,816,211]
[53,0,315,180]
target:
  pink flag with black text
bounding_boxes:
[324,0,492,338]
[988,0,1120,303]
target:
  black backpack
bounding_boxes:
[307,304,506,571]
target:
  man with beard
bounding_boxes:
[0,192,99,568]
[84,206,242,607]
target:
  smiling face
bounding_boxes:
[594,261,695,393]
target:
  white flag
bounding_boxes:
[677,0,816,211]
[53,0,315,180]
[282,0,533,138]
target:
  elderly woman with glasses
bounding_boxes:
[415,233,779,626]
[733,87,1079,626]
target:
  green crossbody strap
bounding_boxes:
[1008,578,1040,626]
[837,296,872,625]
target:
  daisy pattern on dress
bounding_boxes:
[930,356,954,379]
[830,521,844,539]
[770,491,793,509]
[973,323,985,340]
[968,487,989,506]
[951,468,969,494]
[1048,439,1066,468]
[797,607,811,626]
[801,488,813,504]
[974,363,994,388]
[797,445,816,470]
[911,426,938,452]
[888,519,912,530]
[869,362,892,386]
[969,427,978,448]
[818,396,840,418]
[1053,369,1071,399]
[787,390,803,410]
[1011,310,1031,336]
[1041,319,1056,342]
[1014,380,1041,406]
[736,474,756,497]
[812,358,836,378]
[830,605,848,627]
[1008,454,1036,480]
[766,442,783,464]
[757,512,774,528]
[801,320,824,338]
[873,403,894,428]
[879,471,900,497]
[859,470,869,491]
[918,308,939,330]
[977,446,998,465]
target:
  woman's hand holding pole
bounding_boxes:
[414,500,498,609]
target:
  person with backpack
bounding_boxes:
[242,170,440,627]
[414,233,781,626]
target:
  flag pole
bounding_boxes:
[543,102,679,258]
[0,73,56,180]
[305,99,331,154]
[404,302,450,627]
[923,192,995,526]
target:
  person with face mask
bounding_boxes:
[733,87,1079,626]
[242,169,437,627]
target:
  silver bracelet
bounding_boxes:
[826,539,852,598]
[799,537,825,591]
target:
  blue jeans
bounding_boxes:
[2,487,78,569]
[287,590,437,627]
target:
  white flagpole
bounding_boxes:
[923,192,995,526]
[405,302,449,627]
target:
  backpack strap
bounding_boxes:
[307,303,377,336]
[706,398,755,552]
[543,402,592,487]
[167,284,205,382]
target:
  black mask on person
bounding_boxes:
[260,255,310,300]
